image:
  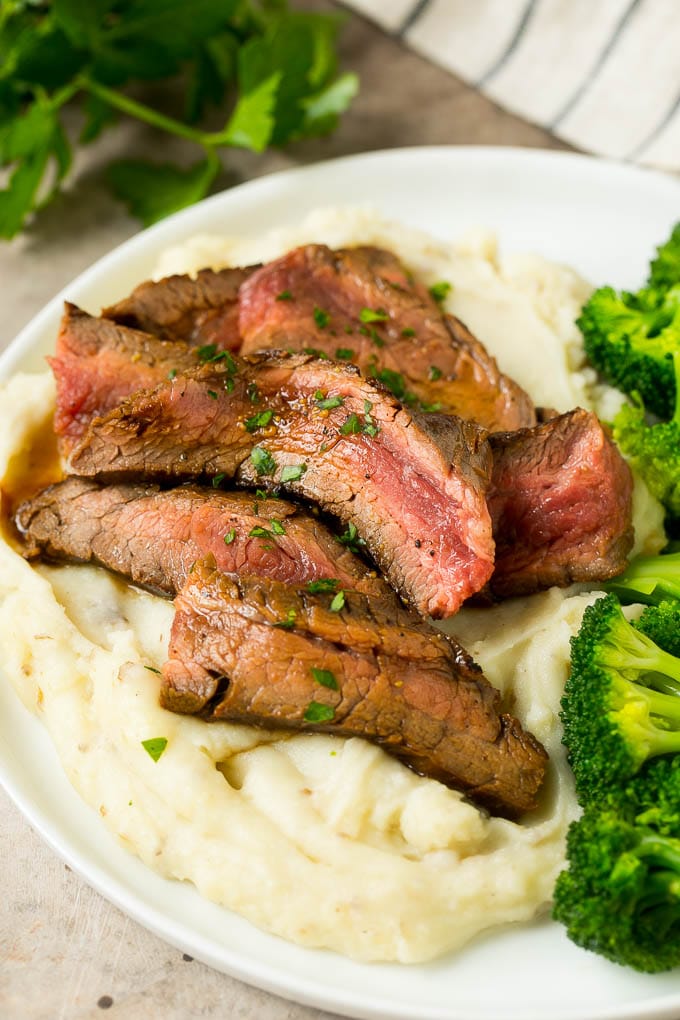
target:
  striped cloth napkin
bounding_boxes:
[344,0,679,172]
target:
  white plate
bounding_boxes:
[1,147,679,1020]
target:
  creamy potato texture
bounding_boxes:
[0,212,666,963]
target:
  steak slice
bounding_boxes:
[50,304,203,452]
[103,265,256,350]
[238,244,535,432]
[67,353,494,618]
[16,478,388,598]
[163,559,548,817]
[486,408,634,599]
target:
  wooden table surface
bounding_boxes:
[0,5,569,1018]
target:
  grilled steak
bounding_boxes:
[238,244,535,431]
[67,352,495,618]
[486,408,634,599]
[16,478,388,598]
[50,304,202,452]
[163,559,548,816]
[103,265,256,350]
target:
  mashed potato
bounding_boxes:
[0,211,667,963]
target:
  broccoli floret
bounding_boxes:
[611,350,680,519]
[553,805,680,972]
[649,223,680,291]
[624,756,680,838]
[562,594,680,803]
[608,551,680,606]
[578,281,680,420]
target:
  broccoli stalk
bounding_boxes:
[611,350,680,521]
[608,550,680,606]
[553,806,680,972]
[562,593,680,803]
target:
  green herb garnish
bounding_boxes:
[429,281,451,303]
[335,347,354,360]
[270,519,286,535]
[224,529,236,545]
[273,607,297,630]
[207,389,218,400]
[313,306,330,329]
[141,737,167,762]
[168,368,177,380]
[315,392,344,410]
[276,290,293,301]
[144,665,161,675]
[359,307,389,324]
[401,327,416,338]
[428,365,443,381]
[303,346,330,360]
[311,667,339,690]
[250,446,276,476]
[337,522,365,552]
[304,701,335,722]
[212,472,226,488]
[339,413,361,435]
[329,590,345,612]
[244,409,274,432]
[307,578,340,593]
[280,463,307,483]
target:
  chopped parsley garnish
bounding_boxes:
[428,365,443,381]
[141,737,167,762]
[307,578,340,593]
[224,529,236,545]
[245,409,275,432]
[358,324,369,336]
[429,280,451,304]
[339,413,361,435]
[421,401,442,412]
[302,346,330,360]
[335,347,354,360]
[304,701,335,722]
[276,290,293,301]
[212,473,226,488]
[313,306,330,329]
[343,325,354,335]
[207,389,218,400]
[311,667,339,690]
[250,446,276,476]
[197,343,219,361]
[369,327,385,348]
[315,390,344,410]
[144,665,161,675]
[273,607,297,630]
[363,399,373,414]
[270,519,286,535]
[338,522,365,552]
[374,368,418,407]
[401,327,416,338]
[223,376,235,394]
[280,463,307,483]
[168,368,177,380]
[359,307,389,324]
[329,590,345,612]
[247,382,260,404]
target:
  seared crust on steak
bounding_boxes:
[486,408,634,599]
[67,352,495,617]
[163,559,548,817]
[103,265,256,350]
[16,478,390,598]
[239,244,535,431]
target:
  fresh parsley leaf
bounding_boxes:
[107,155,219,227]
[302,346,330,359]
[428,365,443,381]
[359,307,388,324]
[276,290,293,301]
[337,522,365,552]
[273,607,297,630]
[270,519,286,535]
[311,667,339,690]
[429,281,451,303]
[313,306,330,329]
[401,327,416,338]
[329,590,345,612]
[144,665,161,675]
[245,409,274,432]
[335,347,354,360]
[207,389,218,399]
[307,578,339,594]
[221,72,281,153]
[280,463,307,483]
[141,737,168,762]
[249,525,274,539]
[304,701,335,722]
[315,392,344,410]
[250,446,276,476]
[224,528,236,544]
[212,472,226,488]
[339,413,361,435]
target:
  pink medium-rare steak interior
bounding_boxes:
[67,352,495,617]
[238,244,536,432]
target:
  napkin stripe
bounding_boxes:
[628,87,680,160]
[549,0,642,129]
[476,0,539,87]
[397,0,432,36]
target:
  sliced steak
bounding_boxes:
[163,559,548,817]
[239,244,535,432]
[103,265,256,350]
[486,408,634,599]
[16,478,387,598]
[67,352,494,618]
[50,304,203,453]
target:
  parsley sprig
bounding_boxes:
[0,2,358,238]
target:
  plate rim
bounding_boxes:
[2,144,680,1020]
